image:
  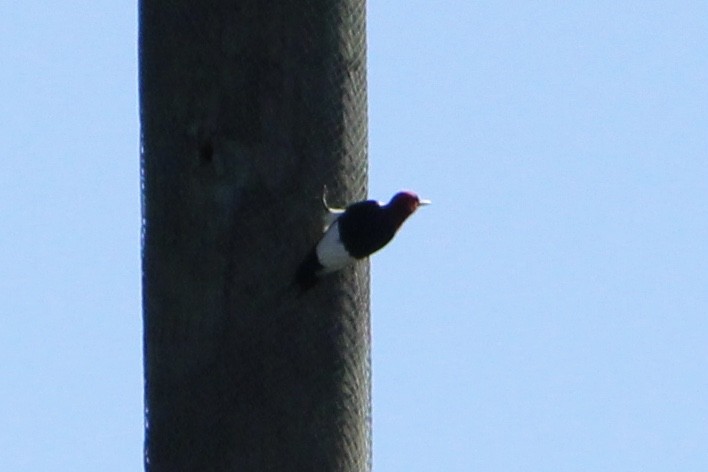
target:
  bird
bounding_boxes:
[295,189,430,291]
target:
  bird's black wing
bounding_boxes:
[337,200,397,258]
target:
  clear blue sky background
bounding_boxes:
[2,1,706,470]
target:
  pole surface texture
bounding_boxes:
[140,1,369,470]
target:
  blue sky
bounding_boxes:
[2,1,707,470]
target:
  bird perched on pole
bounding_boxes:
[295,189,430,291]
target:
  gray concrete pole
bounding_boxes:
[140,1,370,470]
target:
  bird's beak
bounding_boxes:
[418,199,432,207]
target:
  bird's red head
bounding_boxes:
[386,191,431,223]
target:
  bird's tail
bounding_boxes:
[294,247,322,292]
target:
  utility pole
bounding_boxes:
[140,1,369,471]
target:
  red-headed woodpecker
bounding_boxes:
[295,190,430,291]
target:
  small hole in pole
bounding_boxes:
[200,141,214,164]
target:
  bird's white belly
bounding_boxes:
[315,221,355,274]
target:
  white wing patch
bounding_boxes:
[315,221,354,274]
